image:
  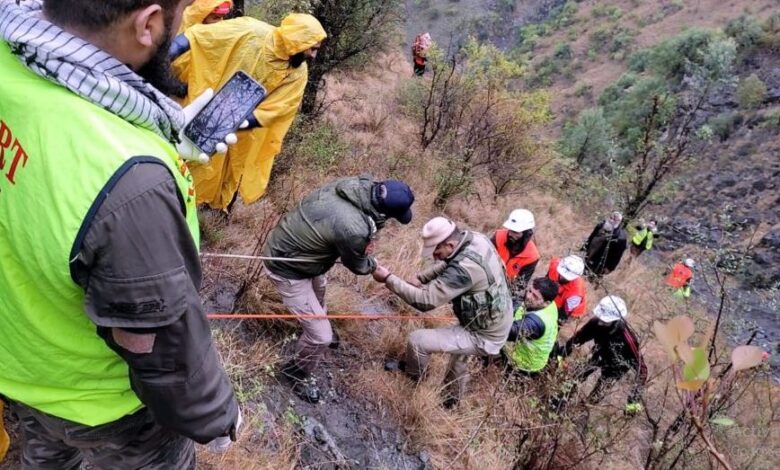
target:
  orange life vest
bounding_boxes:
[666,263,693,289]
[495,229,540,280]
[547,257,587,317]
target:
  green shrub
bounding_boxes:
[554,42,573,60]
[725,15,763,51]
[737,74,767,109]
[707,112,743,141]
[559,107,614,166]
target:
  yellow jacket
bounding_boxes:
[173,14,326,209]
[178,0,233,33]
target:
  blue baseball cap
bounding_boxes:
[375,180,414,224]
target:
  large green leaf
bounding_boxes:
[654,316,695,361]
[731,345,765,371]
[682,347,710,382]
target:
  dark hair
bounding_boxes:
[532,277,559,302]
[443,226,462,244]
[44,0,181,30]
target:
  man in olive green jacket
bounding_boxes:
[373,217,513,408]
[264,176,414,403]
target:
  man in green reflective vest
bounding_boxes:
[506,277,561,375]
[630,219,656,259]
[0,1,240,467]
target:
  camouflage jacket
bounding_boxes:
[385,231,513,353]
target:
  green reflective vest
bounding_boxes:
[0,41,199,426]
[509,301,559,373]
[632,227,653,250]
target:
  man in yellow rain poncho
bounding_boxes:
[173,14,326,210]
[178,0,233,33]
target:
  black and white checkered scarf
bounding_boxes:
[0,0,184,143]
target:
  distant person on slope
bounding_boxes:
[178,0,232,33]
[264,176,415,403]
[666,258,695,298]
[375,217,513,409]
[411,32,432,76]
[171,13,326,211]
[629,218,657,259]
[0,1,241,466]
[546,255,587,323]
[584,211,628,278]
[557,296,647,414]
[491,209,540,304]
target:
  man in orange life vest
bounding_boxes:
[491,209,540,302]
[546,255,587,322]
[666,258,694,298]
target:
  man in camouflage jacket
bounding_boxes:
[373,217,512,408]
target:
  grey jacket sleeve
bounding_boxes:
[70,162,239,444]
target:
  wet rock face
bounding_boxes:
[749,228,780,288]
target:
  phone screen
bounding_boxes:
[183,71,266,155]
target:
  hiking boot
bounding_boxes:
[329,330,340,350]
[292,379,321,404]
[281,362,321,404]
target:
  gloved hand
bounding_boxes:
[624,402,643,415]
[176,89,247,164]
[205,407,243,454]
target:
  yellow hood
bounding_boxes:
[178,0,232,33]
[271,13,327,59]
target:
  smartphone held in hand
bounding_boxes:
[183,71,266,156]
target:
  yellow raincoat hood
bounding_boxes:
[173,15,327,209]
[178,0,233,33]
[272,13,327,59]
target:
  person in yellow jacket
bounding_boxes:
[178,0,232,33]
[172,13,327,210]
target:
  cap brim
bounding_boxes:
[394,208,413,225]
[420,244,435,258]
[558,268,578,281]
[593,306,618,323]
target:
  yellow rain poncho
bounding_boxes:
[173,14,326,209]
[177,0,233,33]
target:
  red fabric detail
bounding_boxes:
[495,229,540,280]
[548,257,587,317]
[666,263,693,288]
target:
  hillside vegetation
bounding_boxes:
[182,1,780,468]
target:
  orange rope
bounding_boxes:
[207,313,454,321]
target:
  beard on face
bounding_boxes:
[137,22,188,98]
[290,51,306,68]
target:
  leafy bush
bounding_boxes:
[725,15,763,51]
[736,73,767,109]
[559,107,614,166]
[627,28,728,84]
[707,112,743,141]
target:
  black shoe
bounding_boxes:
[329,330,340,350]
[281,362,321,404]
[292,380,321,404]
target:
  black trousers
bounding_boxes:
[7,400,194,470]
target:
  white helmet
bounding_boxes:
[593,296,628,323]
[684,258,695,268]
[557,255,584,281]
[503,209,535,232]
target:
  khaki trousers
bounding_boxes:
[405,325,489,402]
[268,272,330,373]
